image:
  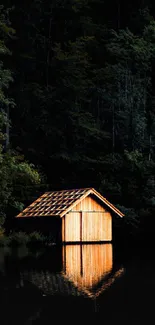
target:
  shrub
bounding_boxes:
[0,227,5,237]
[0,230,52,247]
[28,231,45,245]
[0,227,9,246]
[0,235,10,246]
[9,231,29,246]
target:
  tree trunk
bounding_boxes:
[149,134,152,161]
[46,17,52,89]
[6,104,9,150]
[112,103,115,156]
[117,0,121,30]
[97,98,100,126]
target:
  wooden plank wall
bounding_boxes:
[62,212,80,242]
[74,195,106,212]
[62,195,112,242]
[82,211,112,241]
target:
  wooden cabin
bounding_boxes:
[16,188,124,243]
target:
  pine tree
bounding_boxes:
[0,6,41,226]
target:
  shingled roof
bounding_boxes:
[16,188,124,218]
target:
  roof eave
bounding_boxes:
[16,214,60,218]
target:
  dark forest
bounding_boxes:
[1,0,155,241]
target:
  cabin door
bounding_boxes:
[62,211,111,242]
[82,212,111,242]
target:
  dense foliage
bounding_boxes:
[0,6,40,227]
[1,1,155,239]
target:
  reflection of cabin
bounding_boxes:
[62,244,113,297]
[62,244,124,298]
[20,244,124,299]
[16,188,124,243]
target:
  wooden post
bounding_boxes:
[80,211,82,242]
[63,245,66,273]
[64,215,66,243]
[80,244,83,276]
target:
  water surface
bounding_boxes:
[0,243,154,323]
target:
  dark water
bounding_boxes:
[0,243,155,324]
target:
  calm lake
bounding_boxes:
[0,243,155,324]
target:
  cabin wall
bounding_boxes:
[62,211,112,242]
[62,195,112,242]
[62,212,80,242]
[73,195,106,212]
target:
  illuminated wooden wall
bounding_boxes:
[62,195,112,242]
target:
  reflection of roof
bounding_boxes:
[20,270,84,297]
[87,268,124,299]
[16,188,124,218]
[20,267,124,299]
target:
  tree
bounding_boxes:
[0,6,41,227]
[1,0,155,239]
